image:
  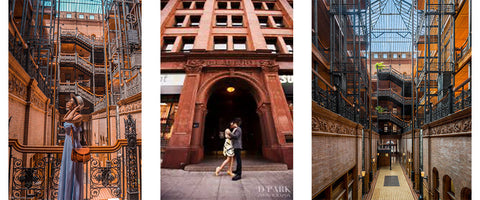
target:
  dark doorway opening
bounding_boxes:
[203,78,263,157]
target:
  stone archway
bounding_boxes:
[189,72,278,164]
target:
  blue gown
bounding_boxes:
[58,122,84,200]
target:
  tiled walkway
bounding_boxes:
[371,163,414,200]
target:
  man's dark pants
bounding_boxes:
[234,148,242,175]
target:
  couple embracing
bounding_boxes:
[215,118,242,181]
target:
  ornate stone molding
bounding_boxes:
[9,74,27,100]
[423,108,471,136]
[312,101,360,136]
[185,58,279,72]
[119,100,141,115]
[185,59,205,73]
[260,60,279,73]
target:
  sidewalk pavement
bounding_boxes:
[161,169,293,200]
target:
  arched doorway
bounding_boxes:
[203,77,264,157]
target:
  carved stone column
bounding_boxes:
[162,60,204,168]
[260,61,293,168]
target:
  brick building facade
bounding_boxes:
[161,0,294,169]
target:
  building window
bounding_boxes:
[383,54,387,58]
[284,38,293,54]
[66,13,72,18]
[393,54,398,58]
[190,16,201,27]
[266,38,278,53]
[195,1,205,9]
[79,14,84,19]
[216,16,227,26]
[374,54,378,58]
[231,2,241,9]
[175,16,185,27]
[253,2,263,10]
[402,53,407,58]
[182,37,195,52]
[258,16,269,28]
[89,15,95,20]
[266,2,275,10]
[182,1,192,9]
[233,37,247,50]
[232,16,243,27]
[162,37,176,52]
[273,17,284,28]
[214,36,228,50]
[217,1,227,9]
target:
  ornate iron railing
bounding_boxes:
[8,115,141,200]
[456,36,471,61]
[59,53,105,74]
[9,20,51,99]
[312,69,357,122]
[429,78,471,123]
[374,111,409,128]
[123,72,142,100]
[58,82,102,105]
[60,29,104,48]
[377,66,412,83]
[373,89,413,105]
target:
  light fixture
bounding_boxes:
[227,86,235,93]
[408,158,412,163]
[361,171,366,177]
[385,153,388,157]
[421,171,425,177]
[372,158,375,162]
[377,153,379,156]
[403,152,405,156]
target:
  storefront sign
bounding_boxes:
[186,59,275,68]
[280,75,293,95]
[161,74,186,94]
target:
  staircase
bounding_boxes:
[59,53,105,74]
[58,83,101,104]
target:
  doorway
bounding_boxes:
[203,78,263,157]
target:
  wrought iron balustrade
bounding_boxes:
[59,54,105,74]
[312,69,356,122]
[8,115,141,200]
[377,66,412,82]
[374,111,408,128]
[429,78,471,123]
[9,23,51,99]
[123,72,142,100]
[373,89,413,105]
[60,29,104,48]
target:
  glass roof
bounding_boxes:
[368,0,415,52]
[42,0,114,14]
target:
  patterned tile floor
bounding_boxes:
[371,163,415,200]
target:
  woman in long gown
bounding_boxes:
[215,123,236,177]
[58,94,84,200]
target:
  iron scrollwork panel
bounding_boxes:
[89,158,122,198]
[11,156,47,199]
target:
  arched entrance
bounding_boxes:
[203,77,264,157]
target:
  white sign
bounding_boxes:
[279,75,293,84]
[160,74,186,86]
[161,74,186,94]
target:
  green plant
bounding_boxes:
[375,62,385,70]
[375,106,386,113]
